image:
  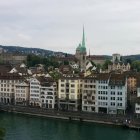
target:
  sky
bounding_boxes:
[0,0,140,55]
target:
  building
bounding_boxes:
[0,73,23,104]
[108,62,131,72]
[29,77,41,107]
[15,81,30,106]
[135,78,140,117]
[82,73,127,114]
[40,81,57,109]
[96,73,110,113]
[0,52,27,65]
[112,54,121,63]
[108,74,127,114]
[75,27,87,72]
[82,75,97,112]
[58,77,82,111]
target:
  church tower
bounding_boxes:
[75,27,87,71]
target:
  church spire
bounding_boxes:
[82,26,86,48]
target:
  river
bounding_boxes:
[0,112,140,140]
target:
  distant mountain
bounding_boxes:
[0,45,140,61]
[123,55,140,61]
[104,55,140,61]
[0,45,67,57]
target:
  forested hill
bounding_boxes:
[0,45,140,61]
[123,55,140,61]
[0,45,67,57]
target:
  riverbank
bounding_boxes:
[1,104,140,131]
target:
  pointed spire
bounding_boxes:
[82,26,86,48]
[89,49,90,57]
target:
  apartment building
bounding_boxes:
[29,77,41,107]
[135,78,140,117]
[0,73,23,104]
[82,75,97,112]
[58,77,82,111]
[82,73,127,114]
[40,77,57,109]
[15,81,30,106]
[108,74,127,114]
[96,73,110,113]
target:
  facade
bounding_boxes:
[112,54,121,63]
[40,83,56,109]
[58,77,82,111]
[108,63,131,72]
[15,81,30,106]
[135,78,140,116]
[96,74,110,113]
[29,78,41,107]
[82,73,127,114]
[0,73,23,104]
[0,52,27,65]
[108,74,127,114]
[82,76,96,112]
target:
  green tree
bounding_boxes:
[102,60,112,70]
[131,60,140,71]
[0,128,6,140]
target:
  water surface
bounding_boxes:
[0,112,140,140]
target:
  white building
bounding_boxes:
[135,78,140,116]
[0,73,23,104]
[108,74,127,114]
[96,74,110,113]
[29,78,41,107]
[82,73,127,115]
[40,82,56,109]
[15,81,30,106]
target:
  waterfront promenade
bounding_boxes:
[0,104,140,130]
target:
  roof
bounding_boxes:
[0,73,24,80]
[87,55,106,60]
[96,73,110,80]
[0,64,12,73]
[109,74,126,86]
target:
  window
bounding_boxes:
[111,86,115,89]
[71,84,75,87]
[71,89,75,93]
[111,102,115,106]
[111,91,115,95]
[61,89,64,92]
[61,84,64,87]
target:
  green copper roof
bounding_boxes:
[82,27,86,48]
[76,27,86,53]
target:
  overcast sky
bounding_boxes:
[0,0,140,55]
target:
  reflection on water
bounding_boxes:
[0,112,140,140]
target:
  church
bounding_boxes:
[75,27,87,72]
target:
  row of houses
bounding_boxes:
[0,73,57,109]
[58,73,127,114]
[0,66,140,116]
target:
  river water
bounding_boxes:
[0,112,140,140]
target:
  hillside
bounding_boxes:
[0,45,67,57]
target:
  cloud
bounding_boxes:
[0,0,140,55]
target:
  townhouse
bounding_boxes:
[15,81,30,106]
[82,73,127,114]
[40,77,57,109]
[82,74,97,112]
[58,77,82,111]
[0,73,23,104]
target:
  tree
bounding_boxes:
[131,60,140,71]
[102,60,112,70]
[0,128,6,140]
